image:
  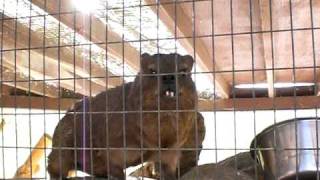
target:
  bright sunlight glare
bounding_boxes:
[235,82,314,89]
[72,0,100,14]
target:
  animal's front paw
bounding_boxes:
[161,174,177,180]
[158,164,177,180]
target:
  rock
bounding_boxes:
[181,152,265,180]
[181,164,254,180]
[217,151,264,179]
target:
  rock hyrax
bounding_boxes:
[48,53,202,179]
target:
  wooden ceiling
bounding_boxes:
[1,0,320,110]
[145,0,320,98]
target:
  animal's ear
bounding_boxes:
[141,53,150,70]
[140,53,155,73]
[180,55,194,72]
[141,53,150,60]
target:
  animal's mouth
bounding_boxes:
[164,89,176,97]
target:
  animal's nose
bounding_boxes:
[162,75,175,84]
[161,75,176,97]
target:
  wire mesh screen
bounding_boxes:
[0,0,320,179]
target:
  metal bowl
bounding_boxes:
[250,118,320,180]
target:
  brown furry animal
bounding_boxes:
[47,53,200,179]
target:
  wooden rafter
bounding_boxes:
[144,0,230,99]
[31,0,140,70]
[1,21,109,96]
[1,66,59,97]
[0,84,12,96]
[1,47,105,96]
[198,96,320,111]
[1,95,75,110]
[2,95,320,111]
[14,134,52,178]
[259,0,275,97]
[1,17,121,89]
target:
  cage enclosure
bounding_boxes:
[0,0,320,179]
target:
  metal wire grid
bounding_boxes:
[0,0,319,179]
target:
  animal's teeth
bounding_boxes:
[166,90,170,96]
[165,90,175,97]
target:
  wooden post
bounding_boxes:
[259,0,275,97]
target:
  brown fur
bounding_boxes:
[130,112,205,179]
[47,53,200,179]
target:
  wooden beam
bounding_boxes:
[1,66,59,97]
[1,49,105,96]
[198,96,320,111]
[0,84,12,96]
[31,0,140,71]
[0,95,74,110]
[1,95,320,111]
[1,23,107,96]
[259,0,275,97]
[14,134,52,178]
[1,17,121,89]
[144,0,230,98]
